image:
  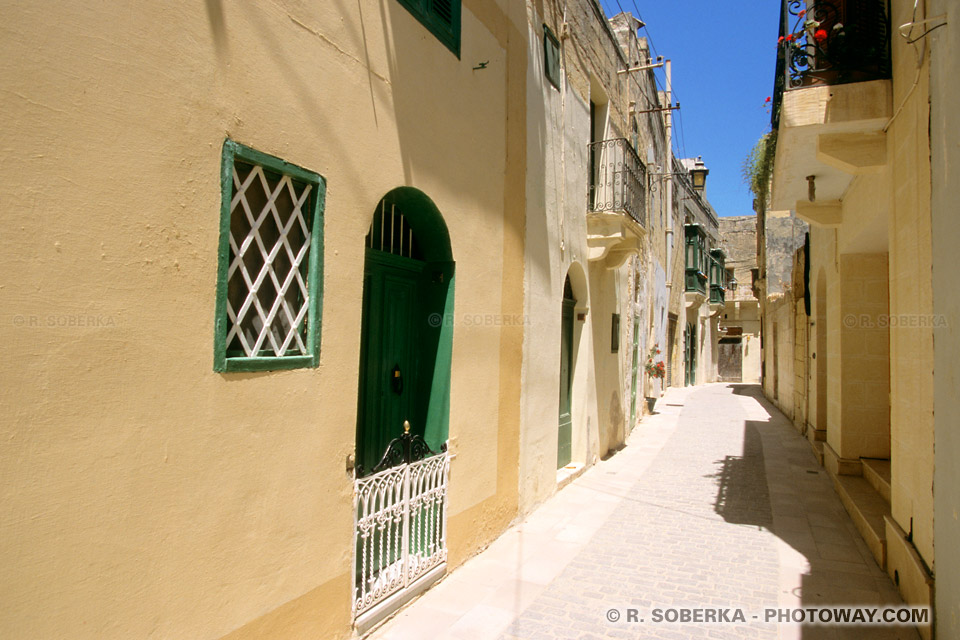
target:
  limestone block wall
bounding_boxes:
[519,3,599,513]
[837,253,891,461]
[930,0,960,633]
[762,293,796,419]
[885,0,935,570]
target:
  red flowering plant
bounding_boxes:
[644,344,666,379]
[777,4,850,88]
[778,4,845,55]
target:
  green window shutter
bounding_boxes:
[214,139,325,373]
[396,0,461,58]
[543,25,561,89]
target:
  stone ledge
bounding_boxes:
[884,515,934,640]
[823,442,862,477]
[861,458,891,504]
[833,474,889,569]
[809,439,825,466]
[555,462,586,491]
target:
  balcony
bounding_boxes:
[709,248,726,306]
[685,269,707,296]
[588,138,646,226]
[710,284,725,305]
[684,224,708,305]
[773,0,891,123]
[770,0,893,224]
[586,138,647,266]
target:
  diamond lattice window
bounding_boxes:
[214,140,325,372]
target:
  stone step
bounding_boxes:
[833,474,890,569]
[861,458,891,504]
[809,439,824,466]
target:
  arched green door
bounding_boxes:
[356,190,454,475]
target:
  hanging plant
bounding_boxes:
[742,130,778,212]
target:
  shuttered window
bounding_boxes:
[396,0,461,58]
[543,25,561,89]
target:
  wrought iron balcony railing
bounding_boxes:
[772,0,891,128]
[588,138,647,227]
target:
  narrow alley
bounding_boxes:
[369,384,915,640]
[4,2,956,638]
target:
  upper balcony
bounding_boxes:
[709,248,726,306]
[770,0,893,226]
[586,138,647,266]
[684,224,708,304]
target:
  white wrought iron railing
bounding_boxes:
[352,451,450,620]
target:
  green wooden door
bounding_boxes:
[557,298,575,468]
[684,322,697,387]
[356,250,428,474]
[629,315,641,423]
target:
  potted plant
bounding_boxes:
[644,344,666,412]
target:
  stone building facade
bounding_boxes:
[718,215,761,383]
[1,1,728,639]
[761,1,959,636]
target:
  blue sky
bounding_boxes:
[598,0,781,217]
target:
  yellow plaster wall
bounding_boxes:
[0,1,527,638]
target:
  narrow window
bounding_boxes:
[396,0,461,58]
[543,25,561,89]
[214,140,325,372]
[611,313,621,353]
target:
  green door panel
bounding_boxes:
[684,322,697,387]
[558,299,575,469]
[629,315,640,422]
[356,250,454,475]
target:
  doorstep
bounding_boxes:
[832,473,890,569]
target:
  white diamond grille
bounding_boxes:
[226,163,313,357]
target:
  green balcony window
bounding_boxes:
[684,224,708,295]
[709,248,726,304]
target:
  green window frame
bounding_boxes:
[214,139,325,373]
[396,0,461,58]
[543,24,561,89]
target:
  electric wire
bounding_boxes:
[621,0,692,162]
[608,0,659,113]
[606,0,684,161]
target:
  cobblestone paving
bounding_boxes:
[371,384,916,640]
[500,384,781,640]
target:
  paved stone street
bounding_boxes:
[368,384,917,640]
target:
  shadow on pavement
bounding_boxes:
[708,383,915,640]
